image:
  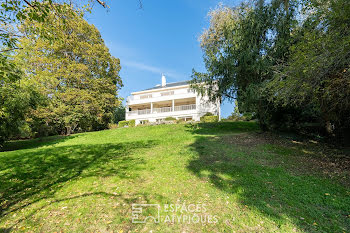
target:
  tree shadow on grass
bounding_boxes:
[1,191,168,232]
[1,135,80,152]
[185,121,260,135]
[187,123,350,232]
[0,140,158,218]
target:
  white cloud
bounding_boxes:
[122,60,187,80]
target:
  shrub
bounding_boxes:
[165,117,176,121]
[176,118,185,124]
[200,115,219,123]
[128,119,136,127]
[108,123,118,129]
[203,112,214,117]
[118,120,129,127]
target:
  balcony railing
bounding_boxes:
[127,89,196,103]
[153,107,172,113]
[174,104,196,111]
[128,104,196,116]
[128,109,151,116]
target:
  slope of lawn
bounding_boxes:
[0,122,349,232]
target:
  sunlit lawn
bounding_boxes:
[0,122,349,232]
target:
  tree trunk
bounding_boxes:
[66,126,71,136]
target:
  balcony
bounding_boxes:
[127,104,196,116]
[127,88,196,105]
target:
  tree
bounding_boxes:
[113,104,126,124]
[0,0,110,50]
[0,54,41,147]
[191,0,299,130]
[263,0,350,137]
[14,6,122,136]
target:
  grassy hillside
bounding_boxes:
[0,122,349,232]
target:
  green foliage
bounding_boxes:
[108,123,118,129]
[165,117,176,121]
[0,1,98,49]
[176,118,185,124]
[118,120,135,128]
[228,100,256,121]
[128,119,136,127]
[113,105,126,123]
[0,123,349,231]
[264,0,350,136]
[14,6,122,136]
[200,115,219,123]
[192,0,350,139]
[191,0,299,129]
[119,121,128,127]
[203,112,214,117]
[0,54,41,147]
[118,120,129,128]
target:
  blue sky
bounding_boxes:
[87,0,239,117]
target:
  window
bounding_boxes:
[160,91,174,96]
[140,94,152,99]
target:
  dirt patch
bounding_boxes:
[221,132,269,147]
[220,131,350,185]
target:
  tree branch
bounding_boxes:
[23,0,34,8]
[95,0,107,8]
[0,47,23,53]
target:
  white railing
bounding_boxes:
[128,109,151,115]
[128,89,196,102]
[174,104,196,111]
[127,104,196,116]
[153,107,172,113]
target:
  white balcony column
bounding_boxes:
[151,102,153,113]
[172,99,175,111]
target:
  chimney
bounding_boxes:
[161,74,166,87]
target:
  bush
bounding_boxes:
[118,120,136,127]
[108,123,118,129]
[200,115,219,123]
[203,112,214,117]
[176,118,185,124]
[128,119,136,127]
[118,120,129,127]
[165,117,176,121]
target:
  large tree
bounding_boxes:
[191,0,299,130]
[0,0,110,50]
[193,0,350,138]
[264,0,350,136]
[15,6,122,136]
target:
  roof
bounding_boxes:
[141,80,190,91]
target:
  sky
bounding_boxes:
[87,0,240,118]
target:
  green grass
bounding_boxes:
[0,122,349,232]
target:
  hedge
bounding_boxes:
[128,119,136,127]
[118,120,129,127]
[164,117,176,121]
[176,118,185,124]
[200,115,219,123]
[118,120,136,127]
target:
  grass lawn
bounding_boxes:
[0,122,349,232]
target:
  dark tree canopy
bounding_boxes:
[192,0,350,139]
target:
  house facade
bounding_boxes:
[125,75,220,125]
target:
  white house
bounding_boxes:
[125,75,220,125]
